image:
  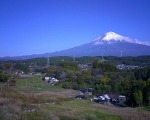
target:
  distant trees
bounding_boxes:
[0,73,9,82]
[92,59,100,68]
[14,63,29,73]
[58,62,78,70]
[134,68,150,80]
[92,59,117,72]
[3,63,12,70]
[2,63,13,75]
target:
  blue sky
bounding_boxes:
[0,0,150,57]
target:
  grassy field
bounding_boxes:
[15,77,65,92]
[0,77,150,120]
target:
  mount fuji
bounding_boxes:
[50,32,150,57]
[1,32,150,60]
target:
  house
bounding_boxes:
[98,94,111,102]
[117,64,141,70]
[118,95,126,103]
[104,94,111,101]
[99,96,105,101]
[78,64,92,70]
[98,94,119,103]
[44,77,50,82]
[43,76,59,85]
[97,94,126,105]
[76,88,93,100]
[107,94,118,103]
[79,88,93,95]
[92,97,99,102]
[75,95,84,99]
[51,78,59,82]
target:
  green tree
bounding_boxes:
[0,73,9,82]
[133,90,143,107]
[15,63,29,73]
[100,77,111,85]
[46,66,56,76]
[3,63,12,70]
[92,59,100,68]
[143,79,150,105]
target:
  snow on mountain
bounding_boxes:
[92,32,149,46]
[101,32,128,41]
[93,32,132,45]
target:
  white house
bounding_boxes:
[44,77,59,85]
[45,77,50,82]
[99,96,105,101]
[104,94,111,100]
[118,95,126,103]
[98,94,111,101]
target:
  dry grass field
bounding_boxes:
[0,77,150,120]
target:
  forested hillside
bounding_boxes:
[0,56,150,107]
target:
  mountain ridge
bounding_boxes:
[1,32,150,60]
[92,32,150,46]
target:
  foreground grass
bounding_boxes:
[52,99,121,120]
[1,77,150,120]
[144,106,150,112]
[0,78,122,120]
[0,86,121,120]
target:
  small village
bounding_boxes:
[76,88,126,105]
[42,76,126,106]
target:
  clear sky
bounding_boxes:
[0,0,150,57]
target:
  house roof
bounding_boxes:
[119,95,126,98]
[99,94,111,100]
[99,96,105,100]
[80,88,93,93]
[104,94,111,100]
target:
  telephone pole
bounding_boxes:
[47,55,50,67]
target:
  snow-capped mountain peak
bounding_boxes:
[102,32,125,41]
[93,32,133,45]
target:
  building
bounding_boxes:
[79,88,93,96]
[118,95,126,103]
[43,76,59,85]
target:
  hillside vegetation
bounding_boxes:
[0,56,150,119]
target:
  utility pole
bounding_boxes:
[101,49,104,61]
[47,55,50,67]
[73,56,75,62]
[120,50,123,57]
[101,46,104,61]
